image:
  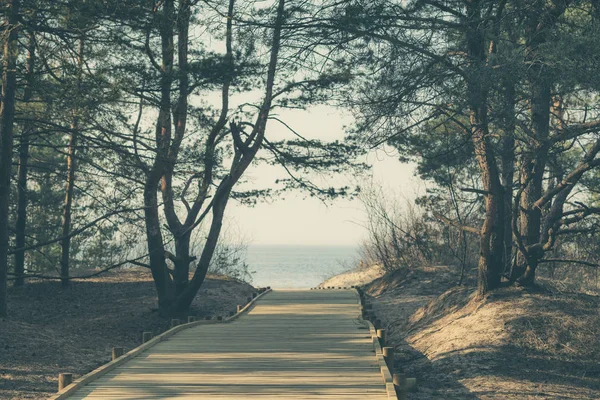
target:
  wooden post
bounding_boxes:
[405,377,417,392]
[237,304,243,313]
[112,347,123,361]
[142,331,152,343]
[377,328,387,346]
[383,347,394,372]
[187,316,195,323]
[393,373,407,400]
[171,319,180,328]
[58,373,73,391]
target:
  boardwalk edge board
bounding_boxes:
[48,288,273,400]
[354,288,399,400]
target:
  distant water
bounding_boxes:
[246,245,359,288]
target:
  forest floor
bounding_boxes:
[0,268,256,400]
[322,265,600,399]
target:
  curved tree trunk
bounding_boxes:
[173,0,286,312]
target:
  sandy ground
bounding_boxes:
[325,264,600,399]
[320,263,386,288]
[0,269,256,400]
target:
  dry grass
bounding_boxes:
[0,268,255,400]
[358,265,600,399]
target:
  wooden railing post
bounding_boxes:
[142,331,153,343]
[394,373,406,400]
[377,328,386,346]
[112,347,123,361]
[383,347,394,372]
[58,373,73,391]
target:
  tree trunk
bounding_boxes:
[174,188,231,311]
[143,178,175,311]
[514,4,555,285]
[173,231,191,296]
[0,0,20,316]
[500,81,515,277]
[60,125,77,287]
[515,81,550,285]
[14,32,35,287]
[144,0,176,313]
[172,0,286,311]
[60,37,84,287]
[465,0,504,297]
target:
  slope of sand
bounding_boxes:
[319,263,385,288]
[322,264,600,399]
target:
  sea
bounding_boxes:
[245,245,360,288]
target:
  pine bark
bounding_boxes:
[513,0,569,285]
[0,0,20,316]
[60,37,84,287]
[465,0,504,297]
[144,0,176,311]
[14,32,35,287]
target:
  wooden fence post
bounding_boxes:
[393,373,406,400]
[237,304,243,313]
[377,329,387,346]
[58,373,73,391]
[383,347,394,372]
[142,331,153,343]
[112,347,123,361]
[405,378,417,392]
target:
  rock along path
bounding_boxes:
[64,289,391,399]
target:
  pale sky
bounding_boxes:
[226,106,425,246]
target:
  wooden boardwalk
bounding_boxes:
[62,289,392,399]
